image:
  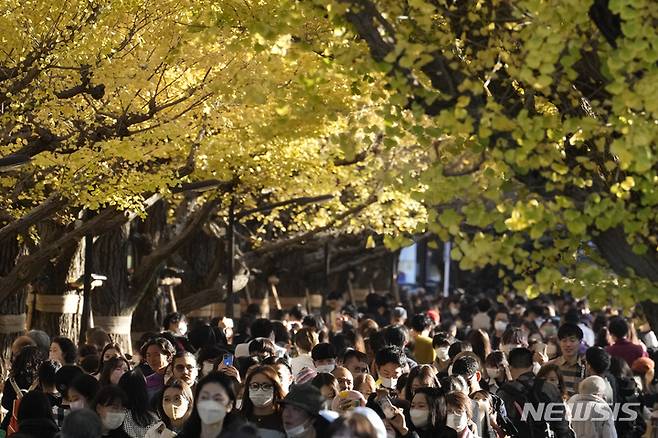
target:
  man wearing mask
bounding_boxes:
[491,309,509,350]
[311,343,337,374]
[432,333,452,374]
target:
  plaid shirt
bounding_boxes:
[549,355,586,397]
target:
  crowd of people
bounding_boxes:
[1,288,658,438]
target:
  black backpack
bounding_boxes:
[500,378,557,438]
[613,375,646,438]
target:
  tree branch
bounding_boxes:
[131,197,221,292]
[0,193,67,242]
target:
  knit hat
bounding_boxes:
[295,366,318,384]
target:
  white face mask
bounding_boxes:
[435,347,450,361]
[179,322,188,336]
[546,343,558,358]
[69,400,85,411]
[494,321,508,332]
[486,368,500,380]
[285,420,310,438]
[446,412,468,432]
[164,399,190,420]
[249,388,274,407]
[197,400,227,425]
[316,363,335,374]
[449,307,459,316]
[410,408,430,428]
[380,376,397,389]
[102,411,126,430]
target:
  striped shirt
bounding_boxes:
[549,355,586,397]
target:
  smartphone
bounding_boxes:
[378,396,395,419]
[222,353,234,367]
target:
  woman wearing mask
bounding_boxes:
[68,374,100,410]
[491,310,509,350]
[93,385,131,438]
[262,357,294,395]
[99,357,131,387]
[95,343,125,377]
[445,391,477,438]
[118,369,159,437]
[146,379,194,438]
[409,387,457,438]
[484,351,510,393]
[537,364,568,401]
[240,366,286,438]
[177,372,243,438]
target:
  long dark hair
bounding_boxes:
[11,345,44,387]
[240,365,284,418]
[99,356,131,387]
[178,372,238,437]
[404,364,439,401]
[413,387,448,432]
[96,343,125,374]
[118,368,154,427]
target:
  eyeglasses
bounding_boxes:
[174,364,196,372]
[337,377,352,386]
[249,382,273,391]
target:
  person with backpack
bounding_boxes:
[1,345,44,433]
[608,356,646,438]
[498,348,575,438]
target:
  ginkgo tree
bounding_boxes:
[0,0,427,355]
[277,0,658,326]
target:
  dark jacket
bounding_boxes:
[17,417,59,438]
[498,372,575,438]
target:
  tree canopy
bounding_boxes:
[1,0,657,327]
[295,0,658,314]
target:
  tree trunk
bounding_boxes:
[0,232,28,377]
[593,226,658,332]
[90,224,134,353]
[30,220,85,343]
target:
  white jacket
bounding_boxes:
[567,394,617,438]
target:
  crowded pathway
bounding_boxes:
[1,289,657,438]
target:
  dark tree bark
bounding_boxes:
[0,232,28,374]
[593,227,658,332]
[30,220,85,343]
